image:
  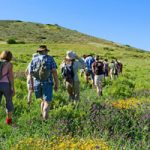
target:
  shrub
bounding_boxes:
[7,39,17,44]
[107,75,135,99]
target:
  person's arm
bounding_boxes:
[8,63,15,96]
[92,62,95,73]
[29,75,34,91]
[52,69,59,92]
[76,55,86,69]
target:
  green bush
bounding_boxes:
[7,39,17,44]
[107,75,135,99]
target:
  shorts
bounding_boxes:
[0,82,13,112]
[34,81,53,102]
[85,69,94,81]
[85,69,92,76]
[94,75,104,86]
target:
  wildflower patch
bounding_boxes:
[112,98,142,109]
[11,137,109,150]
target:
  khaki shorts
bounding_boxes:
[94,75,104,86]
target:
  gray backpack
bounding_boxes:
[32,56,50,80]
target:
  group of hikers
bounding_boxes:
[0,45,123,125]
[78,54,123,96]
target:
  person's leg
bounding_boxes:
[41,100,44,115]
[90,71,95,86]
[95,75,102,96]
[27,90,32,104]
[66,81,74,100]
[42,82,53,120]
[97,82,102,96]
[96,85,101,96]
[110,70,113,80]
[85,70,90,84]
[6,112,12,118]
[85,74,89,83]
[42,100,50,120]
[73,81,80,101]
[34,81,43,117]
[3,83,14,124]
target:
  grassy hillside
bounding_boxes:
[0,20,118,46]
[0,43,150,149]
[0,21,150,149]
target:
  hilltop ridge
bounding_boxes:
[0,20,118,46]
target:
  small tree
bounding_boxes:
[7,39,17,44]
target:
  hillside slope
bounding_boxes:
[0,20,116,45]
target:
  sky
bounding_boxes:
[0,0,150,50]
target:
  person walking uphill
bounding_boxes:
[29,45,58,120]
[84,55,95,85]
[0,51,15,125]
[61,51,85,101]
[92,55,104,96]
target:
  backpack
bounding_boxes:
[113,63,118,75]
[31,56,51,81]
[0,60,7,80]
[61,63,74,83]
[94,61,104,75]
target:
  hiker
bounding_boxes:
[92,55,104,96]
[80,54,87,77]
[61,51,85,101]
[84,55,95,85]
[25,53,39,104]
[103,59,109,77]
[29,45,58,120]
[115,59,123,74]
[118,61,123,74]
[0,51,15,125]
[109,60,118,80]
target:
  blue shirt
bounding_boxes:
[30,54,57,83]
[85,56,95,70]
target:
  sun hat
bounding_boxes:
[66,51,76,60]
[37,45,49,52]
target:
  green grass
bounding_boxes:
[0,20,114,45]
[0,43,150,150]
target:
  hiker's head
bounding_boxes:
[37,45,49,54]
[115,58,118,62]
[0,51,13,62]
[104,59,108,62]
[111,60,115,63]
[66,51,76,61]
[83,54,87,59]
[95,55,100,61]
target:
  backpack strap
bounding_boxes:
[1,72,9,79]
[0,61,8,80]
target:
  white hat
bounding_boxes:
[66,51,76,60]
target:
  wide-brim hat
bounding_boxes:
[37,45,49,52]
[66,51,76,60]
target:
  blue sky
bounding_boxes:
[0,0,150,50]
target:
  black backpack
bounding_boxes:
[94,61,104,75]
[61,63,74,83]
